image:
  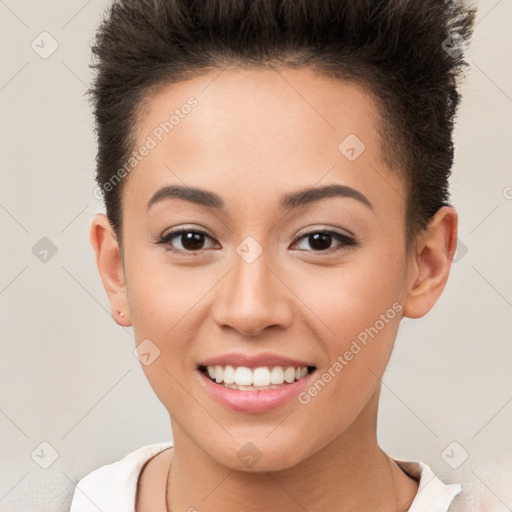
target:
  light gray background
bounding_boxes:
[0,0,511,510]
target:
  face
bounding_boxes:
[92,66,453,472]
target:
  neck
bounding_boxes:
[167,388,417,512]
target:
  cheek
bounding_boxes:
[289,251,405,397]
[296,292,401,445]
[127,262,206,409]
[125,251,223,409]
[125,245,212,337]
[291,252,405,340]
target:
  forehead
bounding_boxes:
[125,66,403,213]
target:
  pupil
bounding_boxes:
[309,233,331,251]
[182,231,204,250]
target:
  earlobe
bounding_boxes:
[89,214,131,326]
[403,206,458,319]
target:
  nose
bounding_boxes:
[211,249,294,337]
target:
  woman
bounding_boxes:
[71,0,476,510]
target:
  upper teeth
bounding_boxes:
[206,365,309,386]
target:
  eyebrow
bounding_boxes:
[146,184,373,212]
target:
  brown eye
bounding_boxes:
[157,229,218,252]
[178,231,206,250]
[307,232,333,251]
[292,230,356,252]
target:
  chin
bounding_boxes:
[200,432,315,473]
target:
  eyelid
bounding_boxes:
[293,225,355,240]
[160,224,215,238]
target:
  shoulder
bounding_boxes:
[440,459,512,512]
[393,458,462,512]
[69,441,173,512]
[394,457,512,512]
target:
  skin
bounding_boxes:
[90,66,458,511]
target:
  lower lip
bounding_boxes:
[197,369,315,413]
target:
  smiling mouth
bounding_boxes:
[198,364,317,391]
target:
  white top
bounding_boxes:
[69,442,463,512]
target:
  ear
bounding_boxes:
[403,206,458,319]
[89,213,131,327]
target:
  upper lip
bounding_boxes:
[198,352,316,369]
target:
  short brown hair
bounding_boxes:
[88,0,476,249]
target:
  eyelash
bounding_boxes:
[155,227,358,255]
